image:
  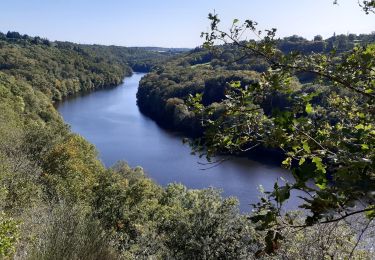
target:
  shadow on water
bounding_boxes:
[57,72,302,212]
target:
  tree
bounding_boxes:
[354,0,374,13]
[6,31,22,39]
[334,0,375,13]
[314,35,323,41]
[192,2,375,254]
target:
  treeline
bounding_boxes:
[179,32,375,73]
[0,31,180,100]
[279,33,375,53]
[73,45,186,73]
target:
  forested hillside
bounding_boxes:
[0,31,180,100]
[137,33,375,137]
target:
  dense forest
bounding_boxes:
[137,32,375,137]
[0,31,181,101]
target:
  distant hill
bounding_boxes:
[128,46,191,53]
[137,32,375,135]
[0,31,184,100]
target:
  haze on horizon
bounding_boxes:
[0,0,374,48]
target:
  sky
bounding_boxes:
[0,0,374,48]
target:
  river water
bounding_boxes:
[57,73,294,211]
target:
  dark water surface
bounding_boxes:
[57,73,294,211]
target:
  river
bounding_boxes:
[57,72,295,212]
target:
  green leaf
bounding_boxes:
[305,103,313,114]
[299,157,306,166]
[282,157,292,168]
[302,141,311,154]
[316,182,327,190]
[355,124,365,130]
[312,157,326,174]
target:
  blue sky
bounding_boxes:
[0,0,373,47]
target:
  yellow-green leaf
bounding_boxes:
[305,103,313,114]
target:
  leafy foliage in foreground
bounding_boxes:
[187,7,375,254]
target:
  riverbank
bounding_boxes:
[57,73,299,212]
